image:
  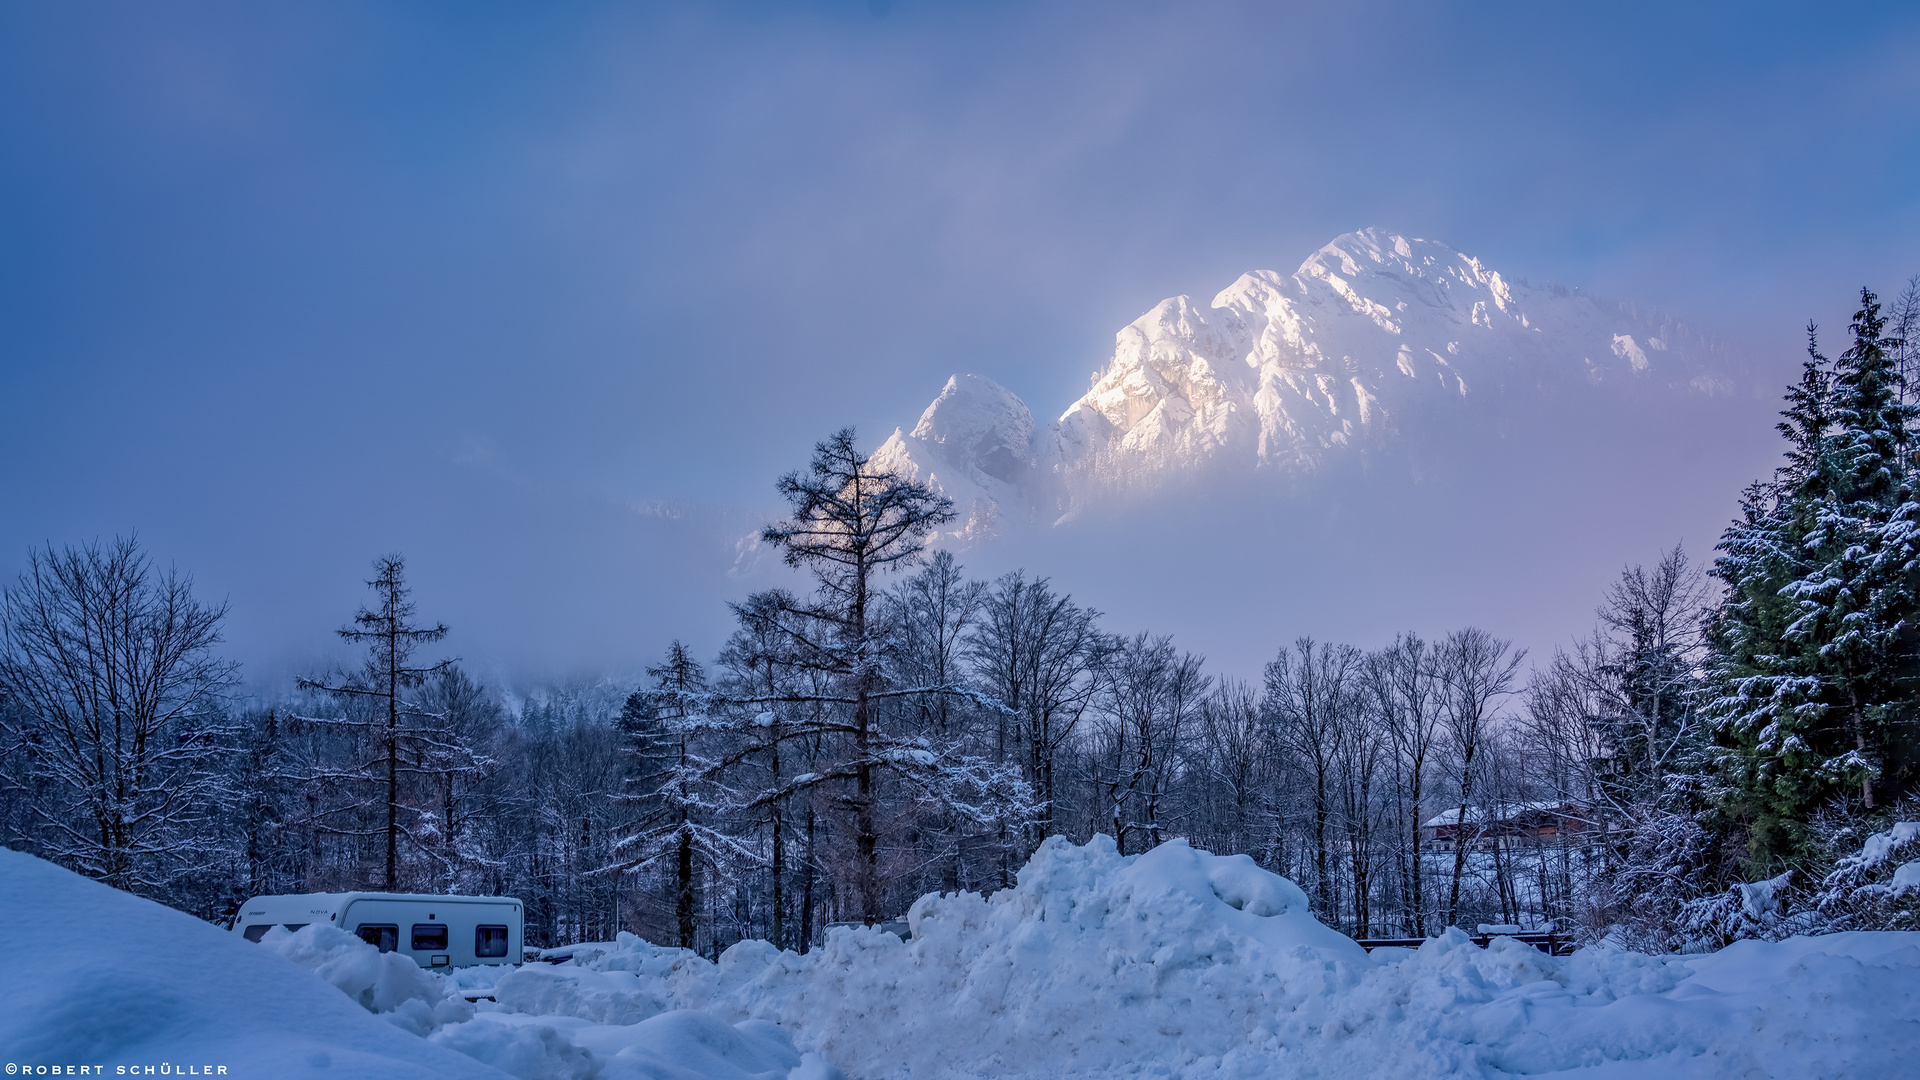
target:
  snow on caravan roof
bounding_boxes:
[241,891,519,907]
[0,848,502,1079]
[233,892,520,927]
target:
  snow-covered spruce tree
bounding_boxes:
[604,641,744,950]
[1808,805,1920,932]
[0,536,236,895]
[1707,291,1920,871]
[1677,800,1920,946]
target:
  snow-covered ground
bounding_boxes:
[4,838,1917,1079]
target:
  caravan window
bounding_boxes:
[242,925,272,943]
[283,923,308,932]
[357,924,399,952]
[412,924,448,951]
[475,924,509,958]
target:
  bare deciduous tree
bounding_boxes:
[1367,633,1442,935]
[1196,679,1272,864]
[969,572,1107,866]
[1437,627,1525,927]
[0,536,235,892]
[1265,637,1361,918]
[1092,634,1209,855]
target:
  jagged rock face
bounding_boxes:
[878,228,1729,538]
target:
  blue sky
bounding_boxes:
[3,1,1918,683]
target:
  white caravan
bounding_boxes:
[233,892,523,968]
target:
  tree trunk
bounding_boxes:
[676,815,696,949]
[799,804,816,954]
[1409,750,1426,935]
[385,616,400,891]
[1852,689,1874,808]
[1447,798,1473,928]
[769,720,785,951]
[854,689,878,922]
[1314,767,1331,917]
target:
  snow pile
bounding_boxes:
[429,1020,601,1080]
[442,1012,837,1080]
[0,846,503,1079]
[8,839,1917,1079]
[494,942,722,1026]
[257,923,476,1035]
[1307,928,1920,1077]
[489,836,1369,1075]
[504,834,1920,1080]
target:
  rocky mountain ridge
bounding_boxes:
[872,228,1733,539]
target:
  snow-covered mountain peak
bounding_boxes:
[905,375,1035,488]
[878,228,1732,539]
[872,374,1040,542]
[1280,228,1525,335]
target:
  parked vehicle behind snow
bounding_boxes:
[232,892,522,968]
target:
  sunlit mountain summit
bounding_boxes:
[873,228,1733,539]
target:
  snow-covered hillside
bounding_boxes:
[874,229,1733,533]
[8,839,1917,1080]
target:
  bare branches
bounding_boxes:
[292,555,472,891]
[761,427,956,623]
[0,536,236,892]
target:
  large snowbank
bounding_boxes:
[0,847,502,1079]
[8,838,1918,1079]
[497,834,1920,1079]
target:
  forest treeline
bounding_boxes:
[4,287,1920,954]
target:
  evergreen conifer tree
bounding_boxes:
[1708,290,1920,869]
